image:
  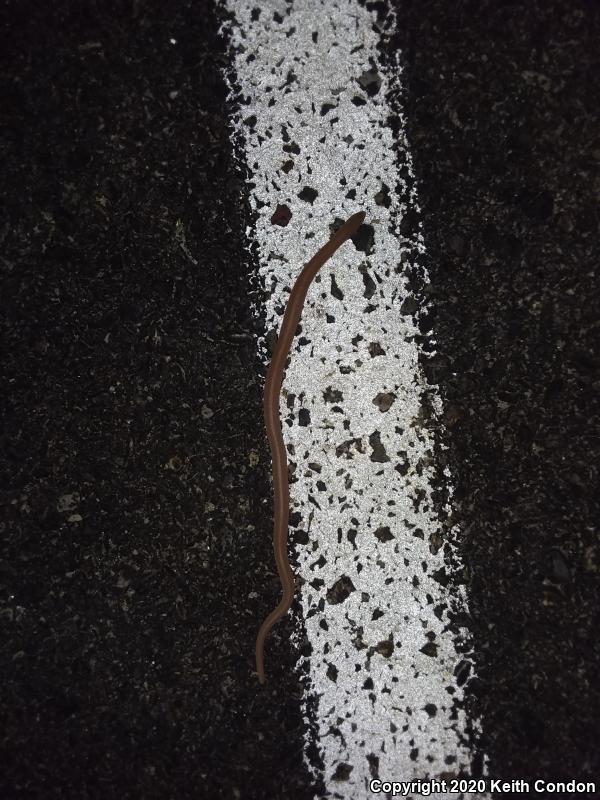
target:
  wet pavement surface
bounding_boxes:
[1,0,599,798]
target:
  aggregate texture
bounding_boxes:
[0,2,316,798]
[1,0,598,797]
[389,0,600,783]
[220,1,480,796]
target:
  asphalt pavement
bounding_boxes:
[1,1,598,798]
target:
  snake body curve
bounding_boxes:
[256,210,366,684]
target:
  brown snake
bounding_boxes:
[256,210,366,684]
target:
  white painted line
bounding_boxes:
[220,1,485,797]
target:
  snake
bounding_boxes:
[256,210,366,684]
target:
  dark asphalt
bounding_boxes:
[390,0,600,785]
[1,1,598,798]
[1,2,313,798]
